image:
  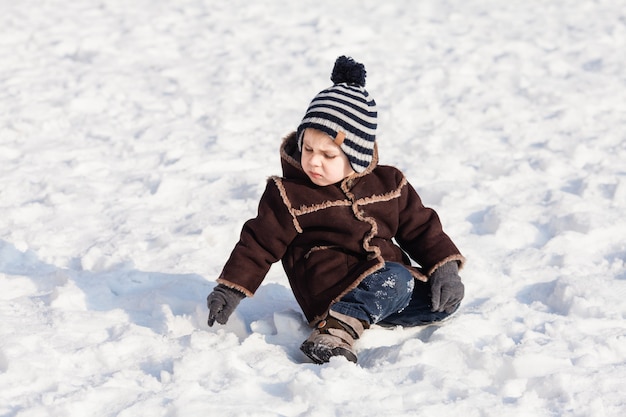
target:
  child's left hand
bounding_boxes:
[429,261,464,313]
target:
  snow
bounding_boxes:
[1,0,625,415]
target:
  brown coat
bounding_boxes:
[217,132,465,324]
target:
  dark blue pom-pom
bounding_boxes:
[330,56,366,87]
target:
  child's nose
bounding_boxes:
[310,154,322,166]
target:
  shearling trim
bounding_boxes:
[359,210,382,260]
[270,176,303,233]
[345,187,381,260]
[340,176,356,194]
[426,254,467,277]
[216,278,254,298]
[357,175,408,206]
[304,245,338,259]
[293,198,352,216]
[280,132,301,170]
[409,268,429,282]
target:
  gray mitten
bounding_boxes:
[207,284,245,326]
[429,261,464,313]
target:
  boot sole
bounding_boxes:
[300,341,358,364]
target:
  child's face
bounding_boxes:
[301,129,355,186]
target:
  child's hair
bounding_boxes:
[296,56,378,173]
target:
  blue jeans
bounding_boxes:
[331,262,457,326]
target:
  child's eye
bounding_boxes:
[325,154,337,159]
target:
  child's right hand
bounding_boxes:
[207,284,245,326]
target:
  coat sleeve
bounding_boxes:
[216,178,299,296]
[394,176,465,275]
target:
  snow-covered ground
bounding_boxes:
[1,0,625,415]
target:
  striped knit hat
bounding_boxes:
[297,56,377,173]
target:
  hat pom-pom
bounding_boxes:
[330,56,366,87]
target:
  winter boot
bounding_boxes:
[300,310,369,364]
